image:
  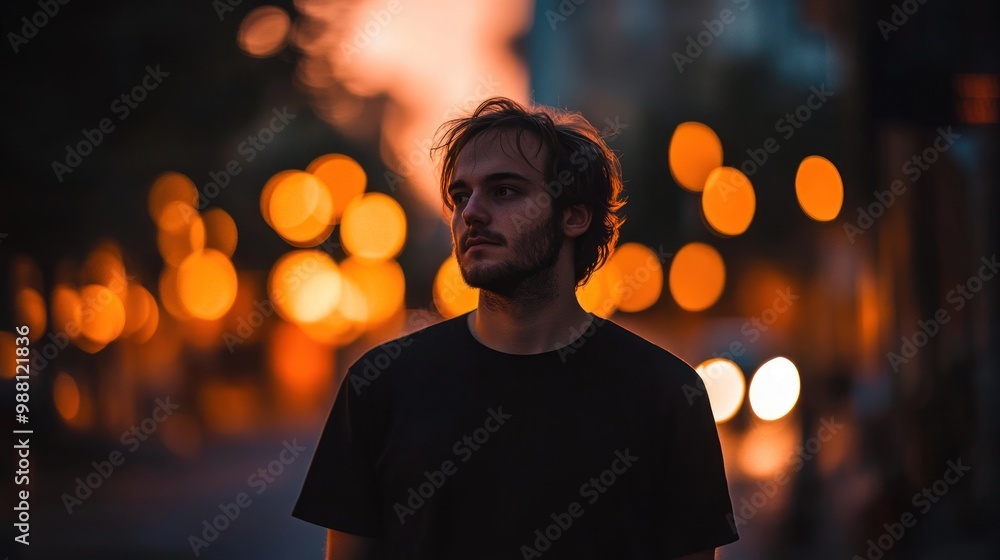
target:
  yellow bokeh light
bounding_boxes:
[238,6,291,58]
[268,250,343,323]
[14,288,46,340]
[433,253,478,318]
[795,155,844,221]
[148,172,198,224]
[668,122,724,192]
[307,153,367,221]
[340,257,406,327]
[268,171,337,247]
[694,358,746,423]
[53,371,81,421]
[78,284,126,344]
[576,260,622,319]
[668,242,725,311]
[202,208,239,257]
[176,250,239,320]
[749,356,801,421]
[340,192,407,261]
[702,167,756,236]
[608,243,663,312]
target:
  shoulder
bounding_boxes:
[596,318,702,390]
[348,311,467,372]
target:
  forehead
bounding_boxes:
[452,128,548,181]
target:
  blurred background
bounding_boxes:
[1,0,998,558]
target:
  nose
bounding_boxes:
[460,189,490,227]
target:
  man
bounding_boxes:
[292,97,738,559]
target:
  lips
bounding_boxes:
[463,233,502,252]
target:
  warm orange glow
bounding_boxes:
[267,321,334,410]
[292,0,532,209]
[307,153,367,221]
[78,284,127,345]
[155,200,200,233]
[695,358,746,423]
[0,333,16,379]
[702,167,756,236]
[198,382,261,435]
[749,357,801,421]
[158,267,190,320]
[238,6,291,58]
[608,243,663,312]
[738,420,799,479]
[669,243,725,311]
[148,172,198,224]
[176,250,238,320]
[795,156,843,221]
[261,170,300,228]
[340,257,406,327]
[268,171,336,247]
[158,413,202,457]
[669,122,724,192]
[433,253,478,318]
[122,284,157,340]
[53,371,81,421]
[14,288,46,340]
[576,260,622,319]
[340,192,407,260]
[50,284,83,336]
[158,212,206,267]
[202,208,239,257]
[268,250,343,323]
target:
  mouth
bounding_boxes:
[464,236,502,252]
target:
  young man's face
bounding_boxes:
[447,128,565,294]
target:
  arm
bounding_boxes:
[325,529,377,560]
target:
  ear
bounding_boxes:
[561,204,592,239]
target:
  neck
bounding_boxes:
[469,268,594,355]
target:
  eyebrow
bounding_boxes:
[448,171,533,193]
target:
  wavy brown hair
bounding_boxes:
[433,97,626,287]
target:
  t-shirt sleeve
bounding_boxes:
[291,366,383,537]
[655,364,739,557]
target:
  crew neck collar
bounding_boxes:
[457,310,604,362]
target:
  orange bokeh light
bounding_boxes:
[702,166,756,236]
[669,122,724,192]
[268,250,343,323]
[669,242,726,312]
[238,6,292,58]
[148,172,198,224]
[265,171,337,247]
[78,284,127,345]
[340,256,406,327]
[608,243,664,312]
[795,155,844,221]
[307,153,367,221]
[202,208,239,257]
[176,250,238,320]
[340,192,407,261]
[433,253,478,318]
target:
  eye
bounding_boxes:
[496,185,517,197]
[451,192,470,205]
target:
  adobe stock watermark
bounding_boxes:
[212,0,246,21]
[673,0,750,73]
[51,64,170,183]
[341,0,403,61]
[394,407,512,525]
[877,0,929,41]
[61,396,180,514]
[7,0,71,54]
[727,417,844,533]
[853,458,970,560]
[843,126,959,243]
[188,439,307,556]
[196,106,296,211]
[544,0,588,30]
[520,448,638,559]
[887,253,997,372]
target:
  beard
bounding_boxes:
[456,212,564,299]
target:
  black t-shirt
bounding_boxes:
[292,312,738,559]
